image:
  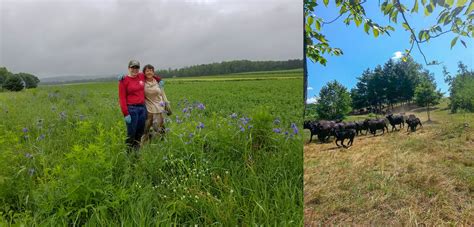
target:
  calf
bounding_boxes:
[367,119,389,135]
[386,114,405,131]
[333,129,356,148]
[405,115,423,132]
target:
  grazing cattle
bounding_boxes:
[333,129,356,148]
[386,114,405,131]
[303,120,318,143]
[405,114,423,132]
[355,120,368,135]
[316,121,334,142]
[366,119,389,135]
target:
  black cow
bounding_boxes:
[386,114,405,131]
[405,114,423,132]
[304,120,318,143]
[355,120,369,135]
[366,119,389,135]
[333,129,356,148]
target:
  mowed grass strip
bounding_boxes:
[304,100,474,225]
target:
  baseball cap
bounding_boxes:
[128,60,140,68]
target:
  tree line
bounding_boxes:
[0,67,40,91]
[155,59,303,78]
[307,58,473,120]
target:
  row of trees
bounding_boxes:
[155,59,303,78]
[309,60,472,121]
[0,67,40,91]
[350,57,440,113]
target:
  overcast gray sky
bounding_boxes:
[0,0,302,78]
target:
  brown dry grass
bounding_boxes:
[304,101,474,226]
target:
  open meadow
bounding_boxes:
[0,71,303,225]
[304,100,474,225]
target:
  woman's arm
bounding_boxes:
[118,80,129,116]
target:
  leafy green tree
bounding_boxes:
[350,68,371,110]
[316,80,352,119]
[304,0,473,104]
[3,75,25,92]
[414,78,443,121]
[444,61,474,113]
[17,73,40,88]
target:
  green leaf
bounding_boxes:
[446,0,454,7]
[354,17,361,27]
[457,0,467,7]
[450,36,458,49]
[466,1,474,14]
[390,10,398,23]
[422,0,427,5]
[452,6,466,16]
[364,22,370,34]
[315,20,321,31]
[373,28,379,37]
[402,22,410,30]
[323,0,329,6]
[386,25,395,31]
[425,4,433,16]
[412,0,419,12]
[307,16,313,26]
[460,39,467,48]
[418,30,425,41]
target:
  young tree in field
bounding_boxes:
[444,62,474,113]
[303,0,473,103]
[316,80,352,120]
[414,79,443,121]
[3,75,25,92]
[17,73,40,88]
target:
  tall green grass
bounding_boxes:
[0,76,303,225]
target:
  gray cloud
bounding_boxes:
[0,0,302,78]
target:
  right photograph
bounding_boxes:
[304,0,473,225]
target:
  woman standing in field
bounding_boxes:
[118,60,162,150]
[141,64,170,144]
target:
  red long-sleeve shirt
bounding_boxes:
[118,72,161,116]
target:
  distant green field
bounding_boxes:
[0,73,303,225]
[169,68,303,80]
[304,99,474,225]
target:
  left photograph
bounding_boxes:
[0,0,303,225]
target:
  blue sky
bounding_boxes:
[307,1,473,103]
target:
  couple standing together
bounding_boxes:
[118,60,171,150]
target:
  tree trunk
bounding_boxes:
[427,103,431,121]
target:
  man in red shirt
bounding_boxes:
[118,60,147,150]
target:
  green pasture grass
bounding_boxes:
[0,76,303,225]
[304,100,474,225]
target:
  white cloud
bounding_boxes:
[307,86,313,90]
[306,97,318,104]
[391,51,403,60]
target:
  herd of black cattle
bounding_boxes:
[304,114,423,148]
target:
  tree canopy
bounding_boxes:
[316,80,352,120]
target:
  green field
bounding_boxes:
[304,100,474,225]
[0,72,303,225]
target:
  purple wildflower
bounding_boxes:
[273,128,281,134]
[197,103,205,110]
[182,107,188,113]
[230,113,237,119]
[22,128,28,133]
[197,122,205,129]
[159,101,166,107]
[247,125,253,129]
[175,116,182,124]
[189,133,194,138]
[291,123,299,134]
[37,134,45,141]
[239,125,245,132]
[284,131,289,136]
